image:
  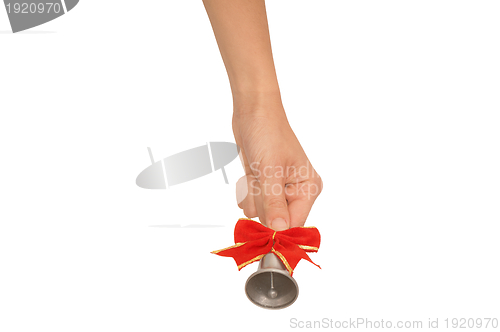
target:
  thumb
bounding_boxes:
[261,173,290,231]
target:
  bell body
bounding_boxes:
[245,253,299,309]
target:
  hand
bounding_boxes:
[233,96,322,231]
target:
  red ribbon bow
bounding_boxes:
[211,218,321,276]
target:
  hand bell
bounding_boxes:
[245,252,299,309]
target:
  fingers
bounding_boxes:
[286,177,323,228]
[236,169,323,229]
[259,167,290,231]
[236,168,291,230]
[237,175,258,218]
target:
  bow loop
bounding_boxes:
[211,218,321,276]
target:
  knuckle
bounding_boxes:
[265,197,288,210]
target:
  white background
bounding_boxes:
[1,1,499,331]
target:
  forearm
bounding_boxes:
[202,0,283,111]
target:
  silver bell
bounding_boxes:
[245,253,299,309]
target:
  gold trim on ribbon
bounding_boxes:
[237,254,266,270]
[299,226,317,229]
[272,231,276,241]
[297,244,319,251]
[211,242,246,254]
[238,217,259,223]
[271,248,293,275]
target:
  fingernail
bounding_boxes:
[271,218,288,231]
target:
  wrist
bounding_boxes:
[232,89,284,116]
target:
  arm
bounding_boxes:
[203,0,322,230]
[202,0,280,105]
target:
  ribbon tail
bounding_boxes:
[301,251,321,270]
[273,238,321,276]
[211,238,273,271]
[211,242,247,255]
